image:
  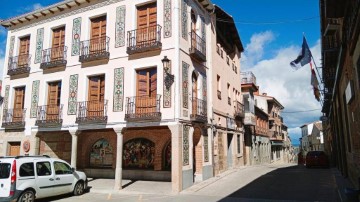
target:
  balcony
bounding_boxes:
[217,90,221,99]
[241,71,256,85]
[79,36,110,63]
[127,25,162,55]
[234,101,245,119]
[35,105,63,127]
[2,108,26,129]
[76,100,108,124]
[189,31,206,62]
[125,95,162,122]
[40,46,67,70]
[7,54,31,76]
[190,98,207,122]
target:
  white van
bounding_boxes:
[0,155,87,202]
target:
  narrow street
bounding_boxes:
[38,163,341,202]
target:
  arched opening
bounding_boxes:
[123,138,155,169]
[163,141,171,170]
[89,138,113,168]
[193,127,202,177]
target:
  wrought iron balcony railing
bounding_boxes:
[127,25,162,55]
[234,101,245,119]
[190,97,207,122]
[240,71,257,85]
[35,105,63,127]
[79,36,110,62]
[125,95,162,122]
[76,100,108,124]
[2,108,26,128]
[189,31,206,62]
[8,54,31,76]
[217,90,221,99]
[40,46,67,70]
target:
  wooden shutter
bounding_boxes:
[52,27,65,61]
[13,87,25,122]
[137,3,157,45]
[136,68,157,114]
[149,69,157,97]
[47,82,61,120]
[19,37,30,67]
[88,76,105,117]
[90,16,107,53]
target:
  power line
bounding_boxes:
[216,16,319,25]
[282,109,321,113]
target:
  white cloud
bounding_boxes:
[18,3,43,13]
[241,32,322,144]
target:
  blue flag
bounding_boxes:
[290,36,312,70]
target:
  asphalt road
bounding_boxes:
[36,163,341,202]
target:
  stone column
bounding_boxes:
[114,128,124,190]
[69,129,80,168]
[31,131,40,155]
[168,124,182,193]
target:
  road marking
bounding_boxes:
[107,193,112,200]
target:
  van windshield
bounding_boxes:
[0,163,11,179]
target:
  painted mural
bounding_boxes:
[90,139,113,167]
[123,138,155,169]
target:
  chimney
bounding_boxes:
[254,86,259,95]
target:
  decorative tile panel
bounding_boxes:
[204,135,209,162]
[68,74,79,115]
[35,28,44,63]
[202,74,207,101]
[163,66,172,108]
[182,61,189,109]
[113,67,124,112]
[30,80,40,118]
[71,17,82,56]
[183,125,190,166]
[9,36,15,57]
[3,85,10,110]
[181,0,188,40]
[115,6,126,48]
[200,16,206,40]
[163,0,172,38]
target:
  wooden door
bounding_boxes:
[136,68,157,114]
[13,87,25,122]
[137,3,157,47]
[9,142,20,156]
[47,82,61,120]
[51,27,65,61]
[192,73,198,115]
[90,16,107,53]
[18,36,30,67]
[88,76,105,117]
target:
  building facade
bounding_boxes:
[320,0,360,190]
[0,0,244,192]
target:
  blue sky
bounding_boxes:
[0,0,322,145]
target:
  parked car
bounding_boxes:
[305,151,329,168]
[0,155,87,202]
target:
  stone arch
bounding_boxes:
[123,138,155,170]
[89,138,113,168]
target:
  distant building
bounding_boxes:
[300,121,323,155]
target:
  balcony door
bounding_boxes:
[47,82,61,120]
[192,72,198,115]
[137,3,157,47]
[136,68,157,114]
[51,27,65,61]
[13,87,25,122]
[191,10,197,49]
[88,75,105,117]
[90,16,107,53]
[18,36,30,67]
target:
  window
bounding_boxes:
[88,75,105,117]
[137,3,157,44]
[90,16,107,53]
[54,161,72,175]
[48,81,61,106]
[217,75,221,99]
[51,26,65,60]
[226,56,230,65]
[216,45,220,55]
[137,68,157,97]
[221,50,223,58]
[0,163,11,179]
[20,162,34,177]
[18,36,30,67]
[237,135,241,154]
[13,87,25,122]
[36,161,52,176]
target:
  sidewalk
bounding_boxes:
[332,168,359,202]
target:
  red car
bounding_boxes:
[306,151,329,168]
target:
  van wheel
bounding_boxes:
[73,181,84,196]
[18,190,35,202]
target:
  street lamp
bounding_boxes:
[162,56,174,90]
[162,56,171,73]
